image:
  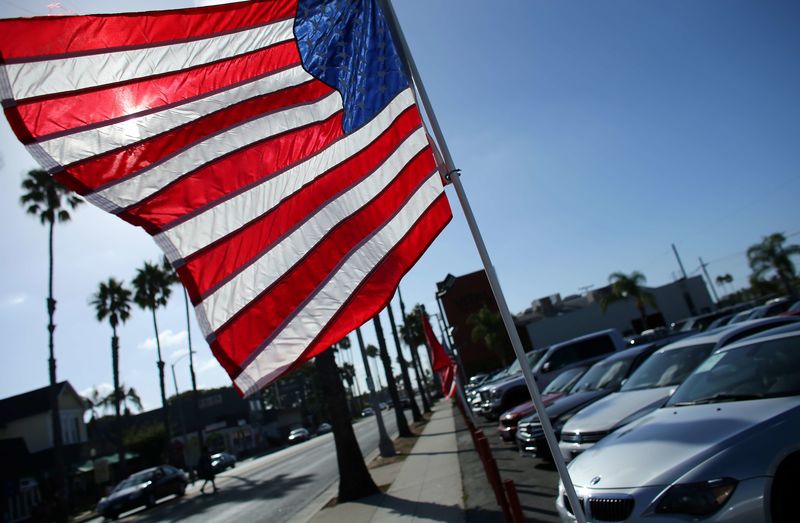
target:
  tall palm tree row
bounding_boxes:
[747,233,800,300]
[90,278,132,473]
[467,304,508,367]
[399,305,432,412]
[600,271,657,332]
[372,314,413,437]
[132,261,173,438]
[20,169,83,502]
[364,344,384,391]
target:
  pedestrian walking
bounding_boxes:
[197,447,218,494]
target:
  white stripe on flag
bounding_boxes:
[200,126,428,333]
[38,65,314,165]
[89,90,343,211]
[6,19,295,100]
[233,171,445,396]
[156,88,417,261]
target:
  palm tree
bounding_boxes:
[132,261,173,437]
[400,306,432,412]
[467,304,508,366]
[364,344,383,391]
[20,168,83,501]
[314,347,379,501]
[90,277,132,472]
[747,233,800,300]
[600,271,657,332]
[372,314,413,437]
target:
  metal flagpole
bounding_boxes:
[378,2,587,521]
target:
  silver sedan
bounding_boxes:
[556,328,800,523]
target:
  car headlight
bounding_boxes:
[655,478,737,516]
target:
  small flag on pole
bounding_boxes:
[421,313,456,398]
[0,0,452,396]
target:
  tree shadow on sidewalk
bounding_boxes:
[360,492,465,522]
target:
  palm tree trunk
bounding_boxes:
[637,305,648,332]
[47,220,67,506]
[386,304,422,422]
[111,331,127,476]
[314,349,379,502]
[151,308,171,441]
[372,316,413,437]
[410,344,431,413]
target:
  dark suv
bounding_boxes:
[479,329,624,419]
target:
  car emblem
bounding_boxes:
[590,476,602,486]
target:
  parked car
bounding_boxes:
[749,297,792,319]
[210,452,236,472]
[361,407,375,417]
[497,365,589,442]
[474,348,548,415]
[783,300,800,317]
[316,422,332,435]
[96,465,187,520]
[287,427,311,444]
[516,341,665,458]
[556,327,800,523]
[480,330,624,419]
[558,316,799,462]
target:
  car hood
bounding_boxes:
[561,387,673,434]
[568,397,800,489]
[502,392,565,421]
[520,390,611,425]
[106,484,145,501]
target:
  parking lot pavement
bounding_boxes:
[454,412,560,523]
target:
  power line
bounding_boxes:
[0,0,39,15]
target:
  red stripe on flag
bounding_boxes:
[54,80,334,203]
[178,106,422,300]
[221,194,452,388]
[210,148,438,371]
[0,0,294,61]
[18,42,301,139]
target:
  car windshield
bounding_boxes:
[621,344,716,391]
[113,470,153,492]
[543,367,586,394]
[668,335,800,406]
[570,358,634,393]
[504,349,547,376]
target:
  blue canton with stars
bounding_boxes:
[294,0,410,134]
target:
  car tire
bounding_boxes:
[146,493,156,508]
[771,454,799,523]
[105,512,119,521]
[177,482,186,497]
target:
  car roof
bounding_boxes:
[549,329,620,350]
[593,342,656,364]
[715,327,800,354]
[656,317,800,351]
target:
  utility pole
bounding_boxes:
[355,327,396,457]
[672,243,688,279]
[698,257,720,303]
[183,289,204,448]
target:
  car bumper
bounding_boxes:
[556,477,769,523]
[498,424,516,442]
[558,441,596,463]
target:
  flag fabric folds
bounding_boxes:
[0,0,452,396]
[421,314,456,398]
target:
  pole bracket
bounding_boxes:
[445,168,461,183]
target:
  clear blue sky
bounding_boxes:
[0,0,798,412]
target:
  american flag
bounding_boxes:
[0,0,452,396]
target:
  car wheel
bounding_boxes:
[772,454,800,523]
[105,512,119,521]
[146,493,156,508]
[177,482,186,497]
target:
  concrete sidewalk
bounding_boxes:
[298,400,465,523]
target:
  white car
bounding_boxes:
[558,317,799,462]
[556,328,800,523]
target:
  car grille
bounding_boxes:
[518,422,543,438]
[562,494,585,517]
[588,497,635,521]
[560,431,607,444]
[480,390,491,402]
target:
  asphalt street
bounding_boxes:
[89,409,406,523]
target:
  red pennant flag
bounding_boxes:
[422,314,456,398]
